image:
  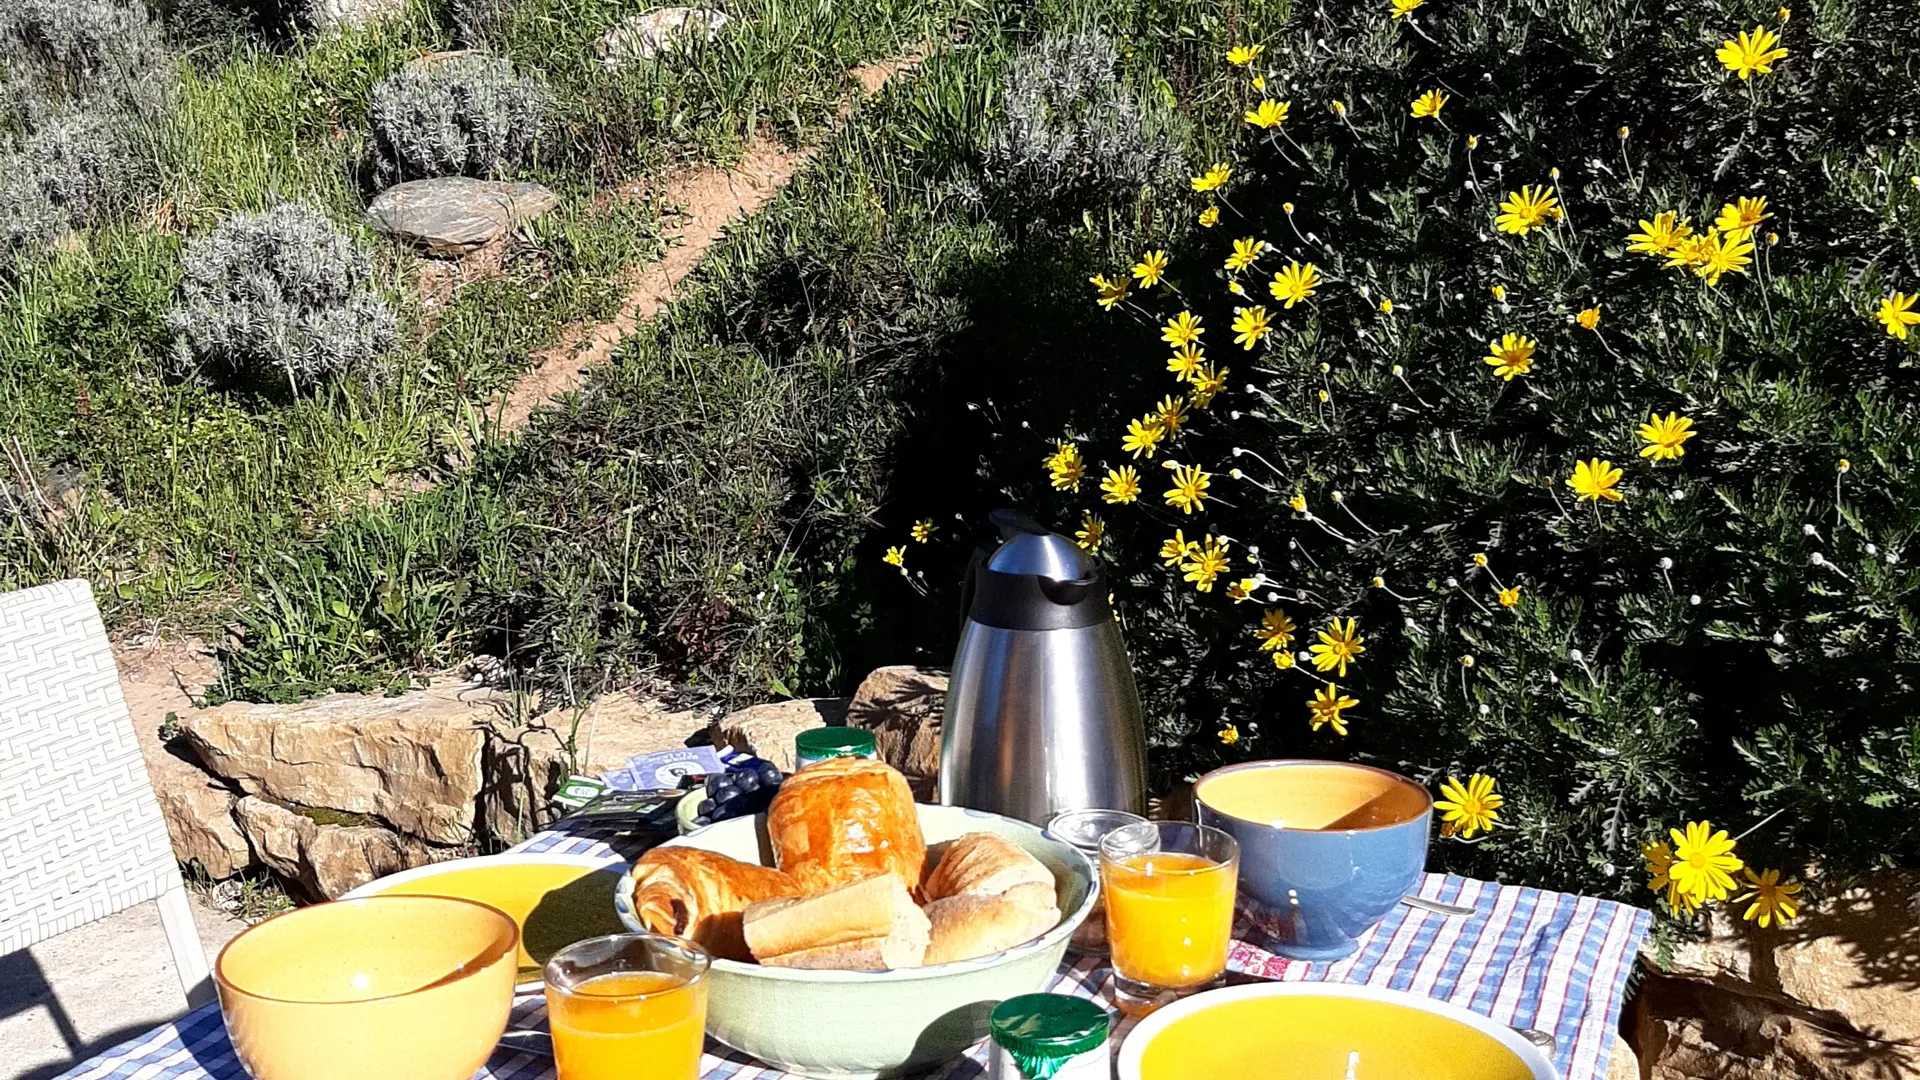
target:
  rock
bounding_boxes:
[306,0,406,32]
[710,698,846,773]
[845,666,945,798]
[1771,872,1920,1047]
[595,7,730,69]
[182,684,506,847]
[129,680,253,880]
[365,177,559,256]
[1605,1033,1638,1080]
[1632,971,1920,1080]
[480,692,709,844]
[233,796,442,899]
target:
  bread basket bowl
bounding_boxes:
[614,803,1097,1078]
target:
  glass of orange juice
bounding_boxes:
[543,933,710,1080]
[1100,821,1239,1013]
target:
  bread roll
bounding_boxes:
[923,881,1060,965]
[743,875,925,960]
[766,756,926,896]
[923,832,1055,902]
[628,847,801,961]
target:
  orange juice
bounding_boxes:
[547,971,707,1080]
[1103,852,1237,989]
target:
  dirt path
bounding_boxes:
[487,57,919,436]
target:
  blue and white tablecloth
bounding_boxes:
[57,815,1648,1080]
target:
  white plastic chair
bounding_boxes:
[0,579,213,1008]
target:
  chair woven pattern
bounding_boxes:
[0,579,181,955]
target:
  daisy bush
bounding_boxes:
[909,0,1920,919]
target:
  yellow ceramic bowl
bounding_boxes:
[343,852,628,987]
[1117,982,1554,1080]
[215,895,519,1080]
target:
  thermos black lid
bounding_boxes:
[965,511,1114,631]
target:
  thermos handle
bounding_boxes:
[959,545,988,634]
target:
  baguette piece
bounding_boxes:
[924,832,1055,902]
[743,875,926,960]
[759,932,929,971]
[923,881,1061,965]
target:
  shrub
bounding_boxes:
[0,110,140,274]
[0,0,174,125]
[366,53,548,188]
[981,28,1185,222]
[447,0,512,48]
[943,0,1920,914]
[168,201,397,394]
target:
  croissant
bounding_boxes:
[766,756,927,897]
[923,832,1056,902]
[628,847,801,961]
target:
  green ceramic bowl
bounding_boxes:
[615,803,1096,1078]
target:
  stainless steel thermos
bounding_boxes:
[939,511,1148,824]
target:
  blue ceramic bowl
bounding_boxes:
[1194,760,1431,960]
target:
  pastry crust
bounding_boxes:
[923,831,1056,902]
[923,882,1060,965]
[766,756,927,896]
[628,847,801,961]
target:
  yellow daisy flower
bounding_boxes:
[1074,511,1105,552]
[1637,413,1696,460]
[1713,197,1770,237]
[1577,306,1601,330]
[1131,250,1169,288]
[1161,310,1204,348]
[1627,212,1692,256]
[1046,442,1084,492]
[1410,89,1448,118]
[1160,529,1199,567]
[1226,44,1264,66]
[910,519,935,543]
[1190,362,1229,406]
[1231,306,1272,350]
[1734,868,1802,928]
[1567,458,1622,502]
[1668,821,1744,904]
[1244,99,1291,129]
[1390,0,1423,17]
[1433,774,1504,838]
[1288,492,1307,512]
[883,545,905,569]
[1218,724,1240,745]
[1254,608,1296,651]
[1226,578,1259,603]
[1695,229,1755,286]
[1089,274,1129,310]
[1497,586,1520,607]
[1495,185,1562,235]
[1168,343,1205,381]
[1876,292,1920,339]
[1191,163,1232,193]
[1308,684,1359,736]
[1225,237,1267,272]
[1155,394,1190,434]
[1163,462,1212,515]
[1717,25,1788,79]
[1199,205,1220,228]
[1101,466,1141,505]
[1268,261,1322,308]
[1483,333,1538,380]
[1309,617,1365,677]
[1122,415,1166,460]
[1181,534,1232,592]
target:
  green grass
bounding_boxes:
[2,0,967,630]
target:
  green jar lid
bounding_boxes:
[990,994,1109,1072]
[794,726,876,760]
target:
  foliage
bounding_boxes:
[0,0,174,125]
[366,52,549,188]
[167,201,397,394]
[982,28,1185,223]
[447,0,510,48]
[933,0,1920,907]
[0,111,139,274]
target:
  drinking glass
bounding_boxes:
[1099,820,1239,1012]
[543,933,710,1080]
[1047,808,1148,958]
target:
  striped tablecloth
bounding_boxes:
[58,815,1648,1080]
